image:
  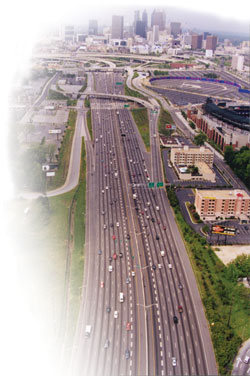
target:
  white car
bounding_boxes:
[153,133,156,138]
[172,357,177,366]
[106,186,109,190]
[156,206,159,211]
[114,311,118,319]
[244,356,250,364]
[116,222,120,227]
[131,271,135,277]
[160,251,165,257]
[168,264,172,269]
[147,202,150,206]
[102,190,105,194]
[158,264,162,269]
[109,265,113,272]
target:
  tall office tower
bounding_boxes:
[203,31,211,40]
[206,35,218,52]
[191,34,203,49]
[64,25,75,42]
[170,22,181,38]
[134,10,140,24]
[135,20,146,38]
[111,15,124,39]
[152,25,159,43]
[151,9,166,31]
[88,20,98,35]
[142,9,148,29]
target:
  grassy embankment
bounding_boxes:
[47,110,77,191]
[131,108,150,152]
[79,74,88,93]
[47,89,77,106]
[124,83,148,101]
[158,107,175,136]
[166,187,250,374]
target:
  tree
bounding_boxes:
[194,133,207,146]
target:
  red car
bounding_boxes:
[178,305,183,313]
[112,235,116,240]
[126,322,131,331]
[113,253,117,260]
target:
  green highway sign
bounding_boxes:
[124,104,130,108]
[148,182,155,188]
[157,182,164,188]
[116,82,123,85]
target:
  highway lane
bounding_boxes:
[71,71,218,376]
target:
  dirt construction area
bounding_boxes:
[213,245,250,265]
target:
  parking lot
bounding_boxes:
[149,70,250,105]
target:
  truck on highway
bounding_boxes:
[85,325,92,338]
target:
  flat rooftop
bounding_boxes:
[172,145,213,154]
[196,189,250,199]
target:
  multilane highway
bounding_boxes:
[71,72,217,376]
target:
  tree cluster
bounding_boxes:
[224,146,250,189]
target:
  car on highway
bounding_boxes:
[156,235,160,240]
[102,189,104,194]
[114,311,118,319]
[161,251,165,256]
[173,316,179,324]
[172,357,177,366]
[104,339,110,349]
[113,253,117,260]
[109,256,112,262]
[151,218,155,222]
[119,252,123,258]
[116,222,119,227]
[126,277,130,284]
[147,202,150,206]
[244,356,249,364]
[131,271,135,277]
[156,206,159,211]
[178,305,183,313]
[109,265,113,272]
[168,264,172,269]
[100,281,104,288]
[153,133,156,138]
[158,264,162,269]
[112,235,116,240]
[98,249,102,255]
[106,307,111,313]
[103,224,107,229]
[126,322,131,331]
[152,264,156,270]
[146,215,150,219]
[101,211,105,215]
[178,283,183,290]
[110,223,114,228]
[126,234,130,240]
[125,349,130,359]
[120,292,124,302]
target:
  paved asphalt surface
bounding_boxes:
[232,338,250,376]
[71,70,218,376]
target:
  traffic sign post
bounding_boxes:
[116,82,123,85]
[166,124,176,130]
[157,182,164,188]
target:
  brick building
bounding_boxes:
[187,107,250,151]
[195,189,250,221]
[170,145,214,167]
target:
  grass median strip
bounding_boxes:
[131,108,150,151]
[86,109,92,140]
[47,109,77,191]
[166,187,249,374]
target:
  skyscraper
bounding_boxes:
[142,9,148,29]
[111,15,124,39]
[135,20,146,38]
[203,32,211,40]
[64,25,75,42]
[170,22,181,38]
[206,35,218,52]
[191,34,203,49]
[88,20,98,35]
[151,9,166,31]
[152,25,159,43]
